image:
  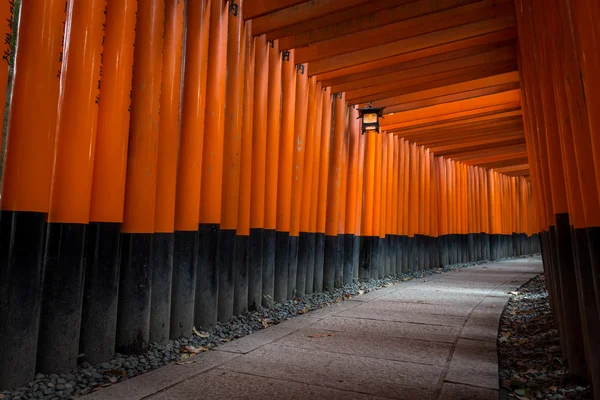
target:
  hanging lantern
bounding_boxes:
[356,104,385,134]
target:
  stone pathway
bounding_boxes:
[83,258,543,400]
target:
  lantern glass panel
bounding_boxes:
[363,113,378,124]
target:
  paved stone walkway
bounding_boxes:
[84,257,543,400]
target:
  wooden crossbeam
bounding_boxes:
[295,0,514,64]
[308,17,516,75]
[334,45,516,93]
[348,62,518,104]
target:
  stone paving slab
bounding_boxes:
[220,344,445,399]
[439,382,499,400]
[445,338,500,390]
[145,369,388,400]
[82,257,543,400]
[82,350,240,400]
[312,316,462,343]
[274,327,453,366]
[334,306,468,327]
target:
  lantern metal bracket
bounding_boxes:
[296,64,305,74]
[334,92,343,99]
[268,40,274,48]
[229,1,239,16]
[282,51,290,61]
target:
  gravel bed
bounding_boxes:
[1,255,534,400]
[498,275,593,400]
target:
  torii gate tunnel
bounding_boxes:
[0,0,598,394]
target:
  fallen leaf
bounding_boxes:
[383,283,393,287]
[108,376,118,384]
[343,293,350,299]
[297,308,309,314]
[175,360,196,365]
[335,297,341,303]
[358,290,365,295]
[550,386,558,391]
[308,333,335,338]
[181,345,208,354]
[402,277,410,282]
[219,337,232,343]
[491,304,497,308]
[105,369,127,376]
[193,326,210,338]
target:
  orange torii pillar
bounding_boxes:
[0,0,68,387]
[323,93,347,291]
[248,34,268,307]
[262,38,282,306]
[372,131,384,278]
[359,131,377,281]
[218,0,245,322]
[353,126,367,280]
[288,63,309,299]
[400,139,410,272]
[196,0,227,329]
[171,0,211,338]
[313,88,333,292]
[82,0,137,364]
[390,136,400,274]
[117,0,165,353]
[342,107,361,284]
[37,0,105,374]
[297,77,320,296]
[150,0,184,345]
[306,85,326,293]
[236,20,255,314]
[274,48,294,304]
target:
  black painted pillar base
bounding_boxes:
[352,235,360,281]
[233,234,249,316]
[80,222,121,365]
[553,215,587,376]
[296,232,309,298]
[359,236,371,282]
[195,224,219,330]
[248,228,263,310]
[384,235,392,276]
[406,236,415,272]
[391,235,401,275]
[295,232,309,297]
[0,211,46,389]
[116,232,153,354]
[572,228,600,390]
[548,226,567,353]
[401,236,409,273]
[467,233,475,262]
[150,232,174,345]
[170,230,198,339]
[323,235,338,291]
[313,233,325,292]
[288,235,299,300]
[217,229,235,322]
[587,226,600,314]
[371,237,381,279]
[274,231,289,304]
[305,233,317,294]
[335,235,345,287]
[378,237,386,279]
[343,234,355,286]
[37,223,86,374]
[262,229,275,306]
